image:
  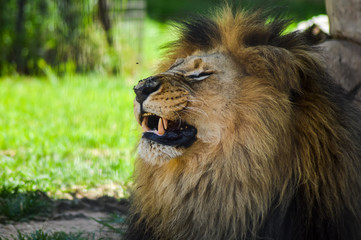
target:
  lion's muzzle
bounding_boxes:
[134,75,197,148]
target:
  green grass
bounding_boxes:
[0,75,140,196]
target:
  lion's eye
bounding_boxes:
[187,72,213,81]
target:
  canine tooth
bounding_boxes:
[162,118,168,130]
[158,117,165,135]
[141,117,150,132]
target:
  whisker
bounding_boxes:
[187,99,205,104]
[188,96,207,105]
[184,106,209,118]
[180,110,195,119]
[188,98,209,111]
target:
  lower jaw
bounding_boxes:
[142,130,197,148]
[138,138,185,164]
[141,123,198,148]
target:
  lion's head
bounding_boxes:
[129,7,361,240]
[134,51,244,164]
[134,12,297,166]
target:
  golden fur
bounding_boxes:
[128,7,361,240]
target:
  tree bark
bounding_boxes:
[98,0,113,46]
[325,0,361,43]
[13,0,27,73]
[321,0,361,105]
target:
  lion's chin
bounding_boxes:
[138,138,185,165]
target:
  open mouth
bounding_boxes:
[140,112,197,148]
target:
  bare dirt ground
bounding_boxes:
[0,196,129,239]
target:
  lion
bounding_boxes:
[126,7,361,240]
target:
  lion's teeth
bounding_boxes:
[142,112,154,117]
[141,117,150,132]
[162,118,168,130]
[158,117,165,135]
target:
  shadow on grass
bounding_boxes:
[0,230,91,240]
[0,186,129,239]
[0,186,53,222]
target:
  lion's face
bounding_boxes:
[134,51,244,164]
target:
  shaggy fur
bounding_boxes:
[126,7,361,240]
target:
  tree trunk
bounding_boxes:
[98,0,113,46]
[13,0,27,74]
[325,0,361,43]
[321,0,361,104]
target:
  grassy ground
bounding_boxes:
[0,75,139,197]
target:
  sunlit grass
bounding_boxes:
[0,75,139,196]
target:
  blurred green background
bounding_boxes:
[0,0,326,197]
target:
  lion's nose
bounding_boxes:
[133,76,161,104]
